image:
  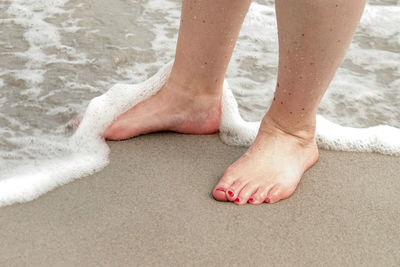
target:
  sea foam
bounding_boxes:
[1,0,399,207]
[1,61,399,207]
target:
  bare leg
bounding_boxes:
[104,0,251,140]
[213,0,366,204]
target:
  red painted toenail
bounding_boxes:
[228,190,234,197]
[234,197,240,202]
[266,198,271,203]
[216,188,226,193]
[249,198,254,202]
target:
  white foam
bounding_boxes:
[4,0,87,86]
[1,0,399,206]
[0,62,173,207]
[1,61,399,207]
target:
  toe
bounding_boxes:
[226,178,247,202]
[213,188,228,201]
[250,184,275,205]
[213,174,236,202]
[103,121,122,140]
[104,120,136,140]
[266,184,294,204]
[235,183,258,205]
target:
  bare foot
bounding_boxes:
[213,114,319,205]
[103,79,222,140]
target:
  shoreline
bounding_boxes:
[1,133,399,265]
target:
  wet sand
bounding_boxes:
[1,133,399,266]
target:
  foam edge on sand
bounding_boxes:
[0,61,399,207]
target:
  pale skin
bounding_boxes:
[104,0,366,205]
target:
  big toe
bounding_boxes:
[213,173,236,202]
[213,187,228,201]
[103,124,120,140]
[104,120,130,140]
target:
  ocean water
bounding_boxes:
[0,0,399,205]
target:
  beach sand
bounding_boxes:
[1,133,399,266]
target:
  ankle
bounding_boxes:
[261,112,316,143]
[167,64,224,99]
[163,76,222,105]
[156,78,221,118]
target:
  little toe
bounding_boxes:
[235,183,258,205]
[266,184,294,204]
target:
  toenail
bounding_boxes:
[266,198,271,203]
[216,188,226,193]
[249,198,254,202]
[228,190,234,197]
[234,197,240,202]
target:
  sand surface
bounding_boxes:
[1,133,399,266]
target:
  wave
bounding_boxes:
[1,61,399,207]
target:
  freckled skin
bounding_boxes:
[104,0,251,140]
[104,0,367,206]
[214,0,366,204]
